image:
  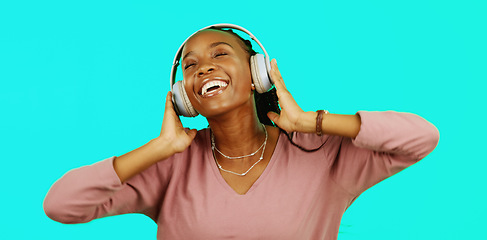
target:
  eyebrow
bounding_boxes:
[182,41,234,61]
[210,41,233,49]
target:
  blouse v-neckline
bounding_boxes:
[204,128,284,196]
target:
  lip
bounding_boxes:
[198,76,230,97]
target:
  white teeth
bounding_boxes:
[201,81,228,95]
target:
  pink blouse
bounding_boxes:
[44,111,439,240]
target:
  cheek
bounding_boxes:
[179,74,199,108]
[230,59,253,86]
[183,80,199,105]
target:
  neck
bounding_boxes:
[207,106,265,157]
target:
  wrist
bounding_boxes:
[296,111,319,133]
[145,137,176,163]
[316,110,329,136]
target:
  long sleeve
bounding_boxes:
[43,156,172,224]
[329,111,439,196]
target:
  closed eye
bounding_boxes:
[184,63,196,70]
[214,52,227,57]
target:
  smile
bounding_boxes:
[199,79,229,98]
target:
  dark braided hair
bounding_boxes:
[207,27,326,152]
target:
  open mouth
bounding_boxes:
[199,80,229,98]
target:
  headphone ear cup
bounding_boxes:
[250,54,273,93]
[172,81,199,117]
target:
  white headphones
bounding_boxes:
[170,23,274,117]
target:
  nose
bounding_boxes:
[197,62,216,77]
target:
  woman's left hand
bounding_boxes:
[267,59,311,133]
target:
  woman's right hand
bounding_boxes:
[113,92,197,183]
[158,91,197,154]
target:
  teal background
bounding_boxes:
[1,0,485,239]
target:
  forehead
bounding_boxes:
[182,30,242,55]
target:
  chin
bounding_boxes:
[198,102,239,118]
[197,94,255,119]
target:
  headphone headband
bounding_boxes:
[170,23,272,91]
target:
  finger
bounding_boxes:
[165,91,173,110]
[270,62,287,94]
[271,59,287,89]
[270,72,288,98]
[267,111,280,124]
[164,91,178,116]
[271,71,285,91]
[162,91,181,128]
[186,129,198,140]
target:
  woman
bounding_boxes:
[44,25,439,239]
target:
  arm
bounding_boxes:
[266,59,439,194]
[293,112,361,138]
[266,59,361,138]
[114,92,197,182]
[43,156,168,223]
[44,92,197,223]
[329,111,439,195]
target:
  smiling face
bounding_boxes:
[181,29,255,118]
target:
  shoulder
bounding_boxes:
[194,128,210,146]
